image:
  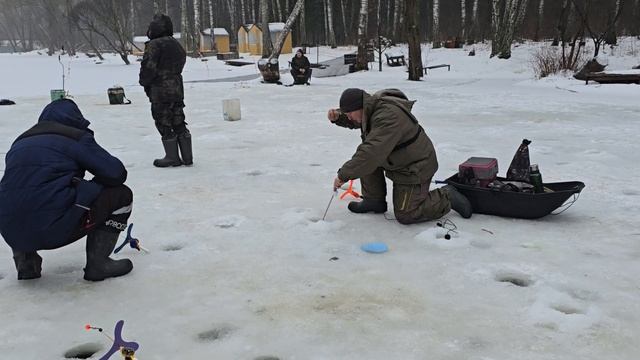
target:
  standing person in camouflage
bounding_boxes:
[139,14,192,168]
[327,88,472,224]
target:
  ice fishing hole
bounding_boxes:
[495,273,533,287]
[309,163,321,167]
[196,326,233,342]
[551,304,584,315]
[254,356,280,360]
[163,244,183,251]
[247,170,263,176]
[63,343,103,359]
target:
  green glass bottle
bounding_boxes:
[529,164,544,193]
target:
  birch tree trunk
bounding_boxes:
[468,0,479,43]
[194,0,201,55]
[326,0,336,47]
[393,0,401,39]
[406,0,423,80]
[268,0,304,60]
[275,0,283,21]
[207,0,214,29]
[356,0,369,71]
[534,0,544,41]
[340,0,348,42]
[153,0,160,13]
[299,0,306,44]
[181,0,189,52]
[260,0,272,57]
[433,0,440,47]
[491,0,528,59]
[226,0,237,44]
[165,0,169,16]
[240,0,246,23]
[460,0,466,42]
[130,0,135,40]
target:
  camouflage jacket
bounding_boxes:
[336,89,439,184]
[139,14,186,103]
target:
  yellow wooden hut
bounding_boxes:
[201,28,230,53]
[237,23,292,56]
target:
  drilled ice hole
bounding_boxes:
[63,343,103,359]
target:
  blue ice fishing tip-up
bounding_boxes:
[114,223,148,254]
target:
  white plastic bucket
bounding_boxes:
[222,98,241,121]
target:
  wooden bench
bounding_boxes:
[385,54,406,67]
[423,64,451,74]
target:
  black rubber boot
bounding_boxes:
[153,136,183,168]
[177,130,193,166]
[84,229,133,281]
[348,199,388,214]
[443,185,473,219]
[12,250,42,280]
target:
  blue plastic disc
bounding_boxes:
[361,242,389,254]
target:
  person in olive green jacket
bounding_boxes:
[327,88,472,224]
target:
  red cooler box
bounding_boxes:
[458,157,498,187]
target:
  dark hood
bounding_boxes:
[38,99,90,130]
[147,14,174,40]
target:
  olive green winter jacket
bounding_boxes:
[336,89,438,185]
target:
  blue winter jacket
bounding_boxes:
[0,99,127,252]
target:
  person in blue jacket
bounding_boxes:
[0,99,134,281]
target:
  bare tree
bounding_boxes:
[268,0,304,60]
[340,0,348,42]
[460,0,466,41]
[571,0,624,57]
[326,0,336,47]
[406,0,423,80]
[71,0,134,64]
[433,0,440,47]
[393,0,402,39]
[356,0,369,70]
[181,0,190,52]
[467,0,480,43]
[534,0,545,41]
[491,0,529,59]
[194,0,202,56]
[207,0,214,29]
[260,0,273,57]
[153,0,160,13]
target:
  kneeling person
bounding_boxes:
[328,88,472,224]
[0,99,134,281]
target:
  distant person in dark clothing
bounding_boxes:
[0,99,134,281]
[290,48,312,85]
[139,14,193,167]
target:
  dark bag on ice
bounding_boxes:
[506,139,531,182]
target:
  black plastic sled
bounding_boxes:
[446,174,585,219]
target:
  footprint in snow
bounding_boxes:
[196,325,234,342]
[494,271,534,287]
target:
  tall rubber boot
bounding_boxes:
[177,130,193,166]
[348,199,388,214]
[153,136,182,168]
[12,250,42,280]
[443,185,473,219]
[84,229,133,281]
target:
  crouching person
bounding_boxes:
[0,99,134,281]
[328,88,472,224]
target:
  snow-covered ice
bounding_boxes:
[1,40,639,359]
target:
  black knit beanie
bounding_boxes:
[339,88,364,113]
